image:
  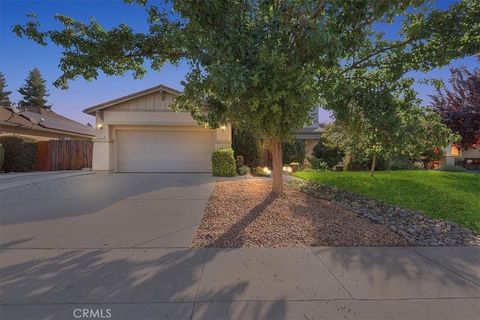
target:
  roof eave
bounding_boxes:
[83,84,182,115]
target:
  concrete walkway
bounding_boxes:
[1,247,478,319]
[1,174,479,319]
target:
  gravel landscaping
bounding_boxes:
[286,177,480,246]
[192,179,407,247]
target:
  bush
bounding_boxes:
[309,156,329,170]
[254,166,270,176]
[282,140,305,164]
[0,143,4,170]
[312,140,344,168]
[232,128,261,167]
[289,162,300,173]
[211,147,236,176]
[237,165,251,176]
[434,165,468,172]
[389,157,414,170]
[0,136,37,172]
[235,155,245,168]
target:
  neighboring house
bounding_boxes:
[83,84,231,173]
[294,107,323,157]
[0,106,95,141]
[441,143,480,170]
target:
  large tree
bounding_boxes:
[13,0,480,193]
[18,67,51,112]
[431,67,480,149]
[0,72,12,107]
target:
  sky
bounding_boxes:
[0,0,478,125]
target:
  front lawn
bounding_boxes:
[293,170,480,232]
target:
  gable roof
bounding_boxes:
[83,84,182,115]
[0,107,95,137]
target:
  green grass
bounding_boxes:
[293,170,480,232]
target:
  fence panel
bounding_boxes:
[35,140,93,171]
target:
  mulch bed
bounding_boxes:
[192,179,407,248]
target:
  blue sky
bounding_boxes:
[0,0,477,124]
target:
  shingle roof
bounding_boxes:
[0,107,95,137]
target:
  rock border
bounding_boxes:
[285,177,480,246]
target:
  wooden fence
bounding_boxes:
[35,140,93,171]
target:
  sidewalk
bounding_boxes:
[1,246,478,319]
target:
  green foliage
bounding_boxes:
[308,157,329,171]
[389,157,414,170]
[0,72,12,107]
[18,68,51,110]
[254,166,269,177]
[294,170,480,232]
[435,165,468,172]
[232,128,260,167]
[237,165,251,176]
[211,147,236,177]
[312,137,344,168]
[282,140,305,165]
[0,143,4,169]
[0,136,37,172]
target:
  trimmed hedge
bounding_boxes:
[212,147,236,177]
[0,136,37,172]
[0,143,4,170]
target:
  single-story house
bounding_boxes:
[441,143,480,170]
[83,84,231,173]
[294,107,323,157]
[0,106,95,141]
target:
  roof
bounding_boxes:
[295,126,324,140]
[83,84,182,115]
[0,107,95,137]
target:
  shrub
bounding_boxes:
[232,128,261,167]
[312,140,344,168]
[254,166,270,176]
[235,155,244,168]
[390,157,414,170]
[0,136,37,172]
[309,156,329,171]
[434,165,468,172]
[282,140,305,164]
[237,165,251,176]
[0,143,4,170]
[289,162,300,173]
[211,147,236,176]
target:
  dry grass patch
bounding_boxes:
[192,180,407,247]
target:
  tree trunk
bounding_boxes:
[270,139,284,195]
[370,155,376,177]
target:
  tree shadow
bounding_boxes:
[0,247,287,319]
[208,194,277,247]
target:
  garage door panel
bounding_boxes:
[116,129,214,172]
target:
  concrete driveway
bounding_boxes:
[0,173,216,248]
[1,173,479,319]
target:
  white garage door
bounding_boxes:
[116,129,214,172]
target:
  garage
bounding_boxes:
[83,84,231,172]
[116,128,214,172]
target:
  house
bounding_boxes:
[294,107,323,157]
[83,84,232,173]
[441,143,480,170]
[0,106,95,141]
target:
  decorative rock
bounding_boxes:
[286,179,480,247]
